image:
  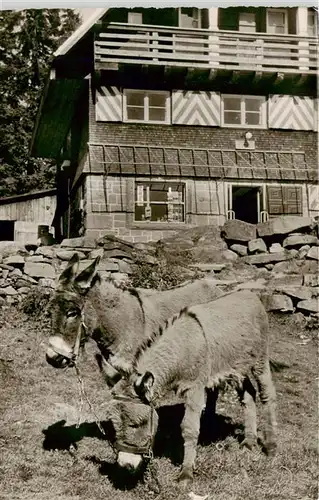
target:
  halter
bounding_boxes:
[112,394,157,459]
[48,312,87,364]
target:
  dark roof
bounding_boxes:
[0,189,56,206]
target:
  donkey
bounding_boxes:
[46,253,222,392]
[106,290,277,487]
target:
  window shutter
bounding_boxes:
[172,90,221,126]
[267,185,302,215]
[96,86,122,122]
[269,94,315,130]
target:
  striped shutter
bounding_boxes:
[308,185,319,211]
[268,95,315,130]
[96,86,122,122]
[267,185,303,215]
[172,91,220,126]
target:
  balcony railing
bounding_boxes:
[95,22,318,75]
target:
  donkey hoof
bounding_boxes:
[240,437,257,450]
[177,469,193,489]
[265,442,277,457]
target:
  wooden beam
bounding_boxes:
[95,61,119,71]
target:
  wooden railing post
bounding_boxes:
[296,7,310,71]
[152,31,159,61]
[208,8,219,68]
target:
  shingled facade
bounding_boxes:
[31,7,318,243]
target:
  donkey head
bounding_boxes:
[46,253,100,369]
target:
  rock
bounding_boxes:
[271,259,318,275]
[269,243,284,254]
[221,219,256,242]
[311,287,319,297]
[257,216,313,238]
[6,296,19,305]
[98,260,119,272]
[24,262,56,279]
[15,279,32,288]
[118,260,132,274]
[112,272,129,284]
[190,263,226,272]
[275,286,312,301]
[222,249,238,262]
[61,237,96,249]
[3,255,25,267]
[99,271,111,280]
[0,241,27,259]
[104,249,133,260]
[307,247,319,261]
[38,278,56,288]
[283,234,319,248]
[268,274,303,288]
[56,250,86,261]
[230,244,248,256]
[297,298,319,314]
[10,268,23,278]
[35,246,56,259]
[236,278,266,291]
[289,249,299,258]
[2,270,9,279]
[26,255,45,262]
[0,286,17,296]
[0,296,5,306]
[89,248,104,260]
[0,264,14,271]
[248,238,267,254]
[263,293,294,313]
[265,264,274,270]
[303,274,319,287]
[18,287,32,294]
[243,251,292,266]
[298,245,311,259]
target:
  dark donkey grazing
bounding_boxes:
[46,254,222,389]
[107,290,277,487]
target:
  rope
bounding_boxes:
[74,363,106,437]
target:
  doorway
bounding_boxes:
[230,186,262,224]
[0,220,15,241]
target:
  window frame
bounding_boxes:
[307,10,318,37]
[266,8,288,35]
[238,12,257,33]
[128,12,143,24]
[178,8,201,29]
[221,94,267,128]
[123,89,171,124]
[134,180,186,224]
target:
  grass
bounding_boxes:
[0,306,318,500]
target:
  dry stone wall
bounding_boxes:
[0,216,318,322]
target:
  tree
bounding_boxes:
[0,9,80,198]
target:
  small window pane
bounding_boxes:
[245,98,262,112]
[224,97,241,111]
[149,107,166,121]
[245,113,260,126]
[127,107,144,121]
[128,12,143,24]
[224,111,241,124]
[150,189,167,202]
[149,93,166,107]
[127,92,144,106]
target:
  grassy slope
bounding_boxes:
[0,309,317,500]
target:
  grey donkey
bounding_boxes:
[107,290,277,487]
[45,253,222,397]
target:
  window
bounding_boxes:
[307,10,317,37]
[123,90,170,124]
[0,221,15,241]
[128,12,143,24]
[267,9,288,34]
[239,12,256,33]
[222,95,266,127]
[179,8,201,28]
[135,182,185,223]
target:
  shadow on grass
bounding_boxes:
[42,419,115,453]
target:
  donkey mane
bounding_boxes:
[132,306,202,370]
[103,275,146,325]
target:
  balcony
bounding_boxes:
[95,22,318,79]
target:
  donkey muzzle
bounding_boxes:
[117,451,143,470]
[46,336,74,368]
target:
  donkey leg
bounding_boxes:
[178,387,206,487]
[205,387,219,417]
[238,377,257,450]
[253,360,277,456]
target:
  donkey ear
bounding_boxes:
[74,256,101,293]
[134,371,155,403]
[58,253,80,286]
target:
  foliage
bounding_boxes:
[0,9,80,198]
[20,286,53,318]
[129,259,204,291]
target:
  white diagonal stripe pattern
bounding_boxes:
[269,94,315,130]
[172,91,220,126]
[96,86,122,122]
